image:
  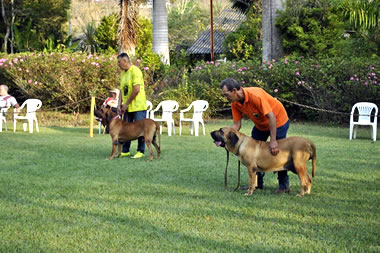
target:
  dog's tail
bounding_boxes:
[155,121,161,150]
[310,142,317,177]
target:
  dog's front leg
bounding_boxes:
[245,167,257,196]
[108,139,118,160]
[108,145,117,160]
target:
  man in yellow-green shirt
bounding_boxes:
[117,53,147,159]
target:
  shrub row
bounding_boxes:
[1,52,378,123]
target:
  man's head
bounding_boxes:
[0,85,9,96]
[109,89,119,98]
[117,53,132,71]
[220,78,242,103]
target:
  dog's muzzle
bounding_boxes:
[210,130,226,147]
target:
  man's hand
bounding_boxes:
[121,104,128,113]
[269,140,279,156]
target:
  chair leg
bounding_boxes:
[167,121,172,136]
[0,118,2,133]
[371,125,376,141]
[99,121,102,135]
[29,119,34,133]
[179,121,182,136]
[201,121,205,136]
[194,122,199,137]
[353,125,358,139]
[35,119,39,133]
[349,124,353,140]
[190,122,194,135]
[13,119,16,132]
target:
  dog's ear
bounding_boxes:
[106,111,113,124]
[94,109,103,119]
[228,132,239,147]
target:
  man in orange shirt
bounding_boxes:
[220,78,290,193]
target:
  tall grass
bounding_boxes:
[0,120,379,252]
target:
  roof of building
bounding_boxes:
[186,7,246,55]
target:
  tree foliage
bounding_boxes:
[223,4,262,61]
[0,0,71,53]
[94,13,119,53]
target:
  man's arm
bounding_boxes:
[15,103,20,114]
[121,85,140,112]
[231,120,242,131]
[267,111,279,155]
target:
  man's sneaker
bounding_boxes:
[120,152,130,158]
[274,188,290,194]
[131,151,145,159]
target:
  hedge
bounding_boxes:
[1,52,378,123]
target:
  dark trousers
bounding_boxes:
[122,110,147,153]
[251,120,290,190]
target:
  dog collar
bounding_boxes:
[113,115,121,120]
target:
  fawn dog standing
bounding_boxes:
[95,106,161,161]
[211,127,316,197]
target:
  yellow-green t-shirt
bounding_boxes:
[120,65,147,112]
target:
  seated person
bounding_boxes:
[96,89,119,133]
[103,89,119,113]
[0,84,20,114]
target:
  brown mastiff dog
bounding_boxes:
[211,127,316,197]
[95,105,161,161]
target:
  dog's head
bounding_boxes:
[210,127,240,150]
[94,105,118,133]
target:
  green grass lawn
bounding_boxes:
[0,120,379,252]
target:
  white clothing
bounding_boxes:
[0,95,18,108]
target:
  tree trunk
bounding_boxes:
[1,0,9,53]
[10,0,14,53]
[118,0,138,56]
[152,0,170,65]
[262,0,284,63]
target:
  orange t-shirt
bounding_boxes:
[231,87,288,131]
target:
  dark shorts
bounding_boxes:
[251,120,290,141]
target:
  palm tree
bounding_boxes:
[118,0,139,56]
[231,0,284,62]
[152,0,170,64]
[340,0,379,31]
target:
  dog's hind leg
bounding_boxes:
[117,143,122,157]
[152,134,160,159]
[294,163,310,197]
[145,137,154,161]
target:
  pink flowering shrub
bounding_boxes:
[1,51,378,122]
[0,52,158,112]
[154,57,379,122]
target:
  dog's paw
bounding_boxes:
[244,192,253,196]
[296,193,304,197]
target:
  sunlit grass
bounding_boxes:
[0,120,379,252]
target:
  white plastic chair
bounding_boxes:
[150,100,179,136]
[146,100,153,119]
[349,102,378,141]
[180,100,209,136]
[0,105,11,132]
[13,99,42,133]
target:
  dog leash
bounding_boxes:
[224,148,241,192]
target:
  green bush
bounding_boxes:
[275,0,379,58]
